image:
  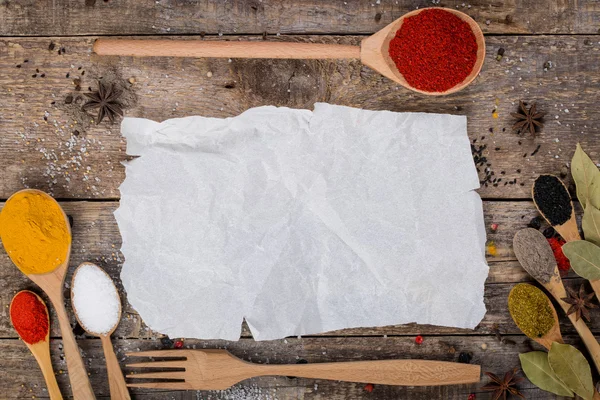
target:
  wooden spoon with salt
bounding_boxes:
[513,228,600,373]
[71,262,130,400]
[10,291,63,400]
[508,283,563,350]
[93,7,485,96]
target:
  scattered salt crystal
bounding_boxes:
[72,263,120,335]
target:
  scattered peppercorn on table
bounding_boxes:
[1,1,600,399]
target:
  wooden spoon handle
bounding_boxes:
[101,336,131,400]
[34,345,63,400]
[50,296,96,399]
[93,39,361,59]
[254,359,480,386]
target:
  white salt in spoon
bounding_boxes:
[71,262,131,400]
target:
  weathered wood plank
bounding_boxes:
[0,201,595,339]
[0,336,581,399]
[1,35,599,200]
[0,0,599,36]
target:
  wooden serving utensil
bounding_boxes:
[2,189,95,399]
[71,263,130,400]
[513,228,600,373]
[532,175,581,242]
[125,349,480,390]
[508,284,563,350]
[10,291,63,400]
[93,7,485,96]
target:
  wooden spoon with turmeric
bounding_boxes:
[0,189,95,399]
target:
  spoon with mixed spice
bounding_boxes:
[513,228,600,373]
[71,263,130,400]
[10,291,63,400]
[93,7,485,95]
[508,283,562,350]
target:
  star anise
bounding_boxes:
[511,101,544,135]
[562,283,597,322]
[481,368,525,400]
[82,80,124,125]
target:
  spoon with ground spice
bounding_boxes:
[10,291,62,400]
[0,189,95,399]
[508,283,562,349]
[93,7,485,95]
[513,228,600,373]
[71,263,130,400]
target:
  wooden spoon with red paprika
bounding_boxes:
[93,7,485,95]
[10,291,63,400]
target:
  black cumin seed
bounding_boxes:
[531,144,541,156]
[533,175,572,225]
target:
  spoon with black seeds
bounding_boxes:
[532,175,581,242]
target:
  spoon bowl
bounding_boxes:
[10,291,62,400]
[71,262,130,400]
[360,7,486,95]
[508,284,563,350]
[1,189,95,399]
[93,7,485,95]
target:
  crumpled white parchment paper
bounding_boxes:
[115,103,488,341]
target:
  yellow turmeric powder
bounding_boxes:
[0,190,71,275]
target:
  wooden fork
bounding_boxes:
[126,349,480,390]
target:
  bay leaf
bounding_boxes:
[571,143,600,210]
[548,342,594,400]
[583,204,600,246]
[520,352,574,397]
[562,240,600,280]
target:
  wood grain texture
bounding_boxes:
[0,336,585,399]
[0,0,599,36]
[0,35,599,200]
[0,201,595,341]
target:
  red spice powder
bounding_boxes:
[388,9,478,92]
[10,291,49,344]
[547,237,571,272]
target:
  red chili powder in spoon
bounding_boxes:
[10,291,49,344]
[388,9,478,93]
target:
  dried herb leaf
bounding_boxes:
[562,240,600,280]
[571,144,600,210]
[548,342,594,400]
[582,204,600,246]
[519,352,574,397]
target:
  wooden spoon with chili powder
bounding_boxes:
[93,7,485,96]
[10,291,63,400]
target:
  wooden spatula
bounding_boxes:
[125,349,480,390]
[93,7,485,96]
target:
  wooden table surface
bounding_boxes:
[1,1,599,399]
